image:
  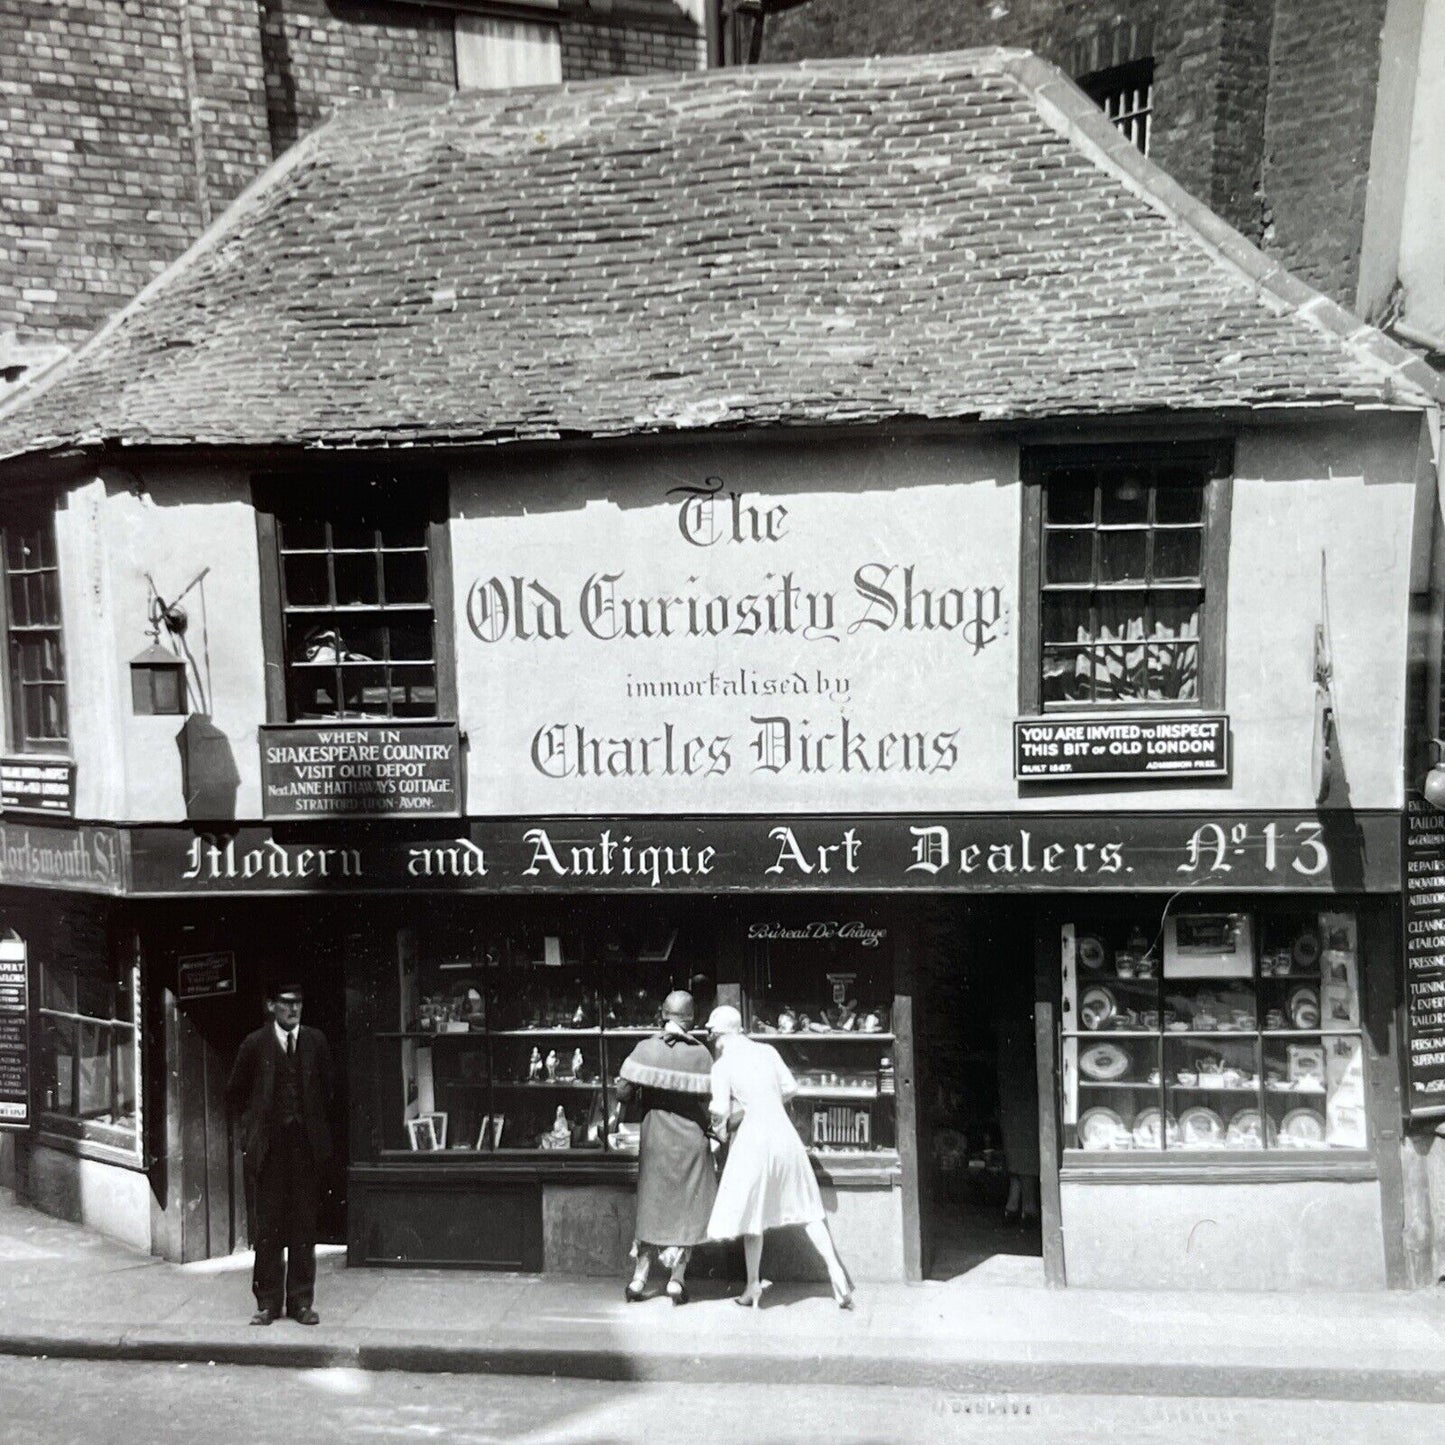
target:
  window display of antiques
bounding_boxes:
[1061,910,1366,1153]
[379,919,688,1157]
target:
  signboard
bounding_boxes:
[177,951,236,1001]
[452,468,1016,815]
[0,939,29,1130]
[1014,716,1229,781]
[0,757,76,817]
[259,722,462,819]
[127,810,1397,896]
[1402,791,1445,1118]
[0,821,126,895]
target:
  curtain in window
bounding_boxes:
[455,14,562,91]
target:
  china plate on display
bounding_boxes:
[1177,1106,1225,1148]
[1077,935,1108,970]
[1080,985,1116,1031]
[1224,1109,1274,1148]
[1132,1108,1178,1149]
[1079,1043,1131,1081]
[1279,1108,1326,1147]
[1078,1107,1127,1150]
[1288,986,1320,1030]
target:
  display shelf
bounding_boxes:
[754,1032,895,1043]
[492,1081,601,1091]
[376,1030,487,1040]
[490,1028,604,1037]
[793,1085,879,1101]
[1076,1080,1159,1090]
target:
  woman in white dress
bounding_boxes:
[704,1005,854,1309]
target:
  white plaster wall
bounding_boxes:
[83,462,268,822]
[45,411,1424,823]
[25,1143,152,1254]
[1398,0,1445,338]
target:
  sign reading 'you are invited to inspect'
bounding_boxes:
[1014,716,1229,781]
[260,723,462,819]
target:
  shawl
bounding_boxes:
[619,1030,713,1094]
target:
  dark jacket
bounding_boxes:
[225,1023,334,1175]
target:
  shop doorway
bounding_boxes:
[918,899,1045,1283]
[153,903,350,1262]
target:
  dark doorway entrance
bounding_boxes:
[917,899,1044,1282]
[150,901,350,1262]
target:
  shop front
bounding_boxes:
[108,806,1404,1288]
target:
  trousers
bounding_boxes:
[251,1123,319,1314]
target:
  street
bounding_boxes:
[1,1359,1441,1445]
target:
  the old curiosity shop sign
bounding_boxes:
[259,722,461,819]
[1402,792,1445,1118]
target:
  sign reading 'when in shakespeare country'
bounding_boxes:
[1402,792,1445,1117]
[0,937,30,1129]
[259,723,461,819]
[1014,716,1229,781]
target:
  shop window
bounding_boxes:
[1061,909,1368,1157]
[1020,446,1231,713]
[1,502,68,751]
[1080,58,1153,155]
[373,918,706,1158]
[254,473,454,724]
[35,940,140,1158]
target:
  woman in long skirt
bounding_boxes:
[704,1005,853,1308]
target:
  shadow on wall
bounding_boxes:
[176,715,241,822]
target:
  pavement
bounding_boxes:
[4,1191,1445,1402]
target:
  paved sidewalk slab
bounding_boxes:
[3,1194,1445,1402]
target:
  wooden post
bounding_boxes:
[894,932,923,1283]
[1035,915,1066,1288]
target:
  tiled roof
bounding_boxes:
[0,49,1438,461]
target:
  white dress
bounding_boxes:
[706,1035,825,1239]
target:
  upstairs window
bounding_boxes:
[454,9,561,90]
[1021,447,1231,713]
[1,502,68,751]
[1081,58,1154,155]
[256,474,454,724]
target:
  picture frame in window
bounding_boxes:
[406,1115,439,1152]
[428,1111,448,1149]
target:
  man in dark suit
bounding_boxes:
[225,980,334,1326]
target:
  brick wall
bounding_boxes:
[259,0,456,157]
[1260,0,1387,305]
[0,0,270,350]
[562,4,706,82]
[767,0,1390,302]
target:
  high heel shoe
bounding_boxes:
[734,1287,764,1309]
[624,1281,647,1302]
[666,1281,689,1306]
[831,1277,855,1310]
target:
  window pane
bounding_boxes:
[290,669,340,719]
[390,666,438,718]
[1151,594,1200,640]
[384,552,429,604]
[1099,531,1147,583]
[334,554,380,606]
[279,518,327,551]
[1045,482,1094,525]
[1146,641,1198,700]
[44,1016,76,1114]
[1099,472,1149,524]
[342,664,389,716]
[331,520,378,552]
[1042,594,1091,646]
[1043,645,1094,703]
[380,520,427,550]
[7,573,28,627]
[76,1020,111,1119]
[282,554,330,607]
[40,569,61,624]
[1154,475,1205,521]
[1045,530,1094,584]
[42,965,76,1013]
[1154,529,1202,582]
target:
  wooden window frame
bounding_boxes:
[1019,442,1232,716]
[1080,56,1154,155]
[253,470,457,726]
[0,497,69,753]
